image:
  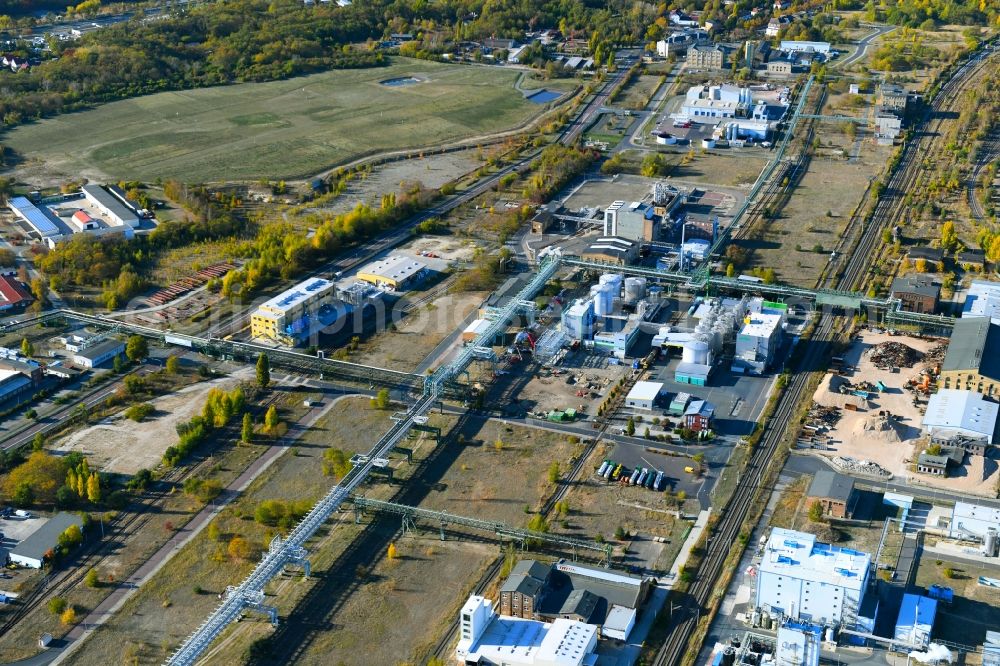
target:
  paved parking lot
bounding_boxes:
[606,439,706,497]
[645,356,776,438]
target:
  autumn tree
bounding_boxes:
[20,337,33,357]
[264,404,280,433]
[227,536,252,561]
[125,335,147,362]
[241,412,253,444]
[256,352,270,388]
[86,472,101,503]
[165,355,180,374]
[3,451,66,505]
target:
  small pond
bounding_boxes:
[525,89,561,104]
[380,77,422,87]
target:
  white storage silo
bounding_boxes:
[624,277,647,305]
[599,273,623,296]
[593,285,614,316]
[682,340,711,365]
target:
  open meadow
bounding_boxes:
[4,59,566,183]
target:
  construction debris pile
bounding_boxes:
[808,404,842,427]
[833,456,892,479]
[924,343,947,366]
[869,341,924,369]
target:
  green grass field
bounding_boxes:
[5,59,565,182]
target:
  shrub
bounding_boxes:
[125,403,154,422]
[48,597,67,615]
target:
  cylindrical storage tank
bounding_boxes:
[600,273,623,295]
[624,277,646,305]
[598,461,609,477]
[702,138,716,149]
[824,627,836,643]
[593,285,614,317]
[682,340,710,365]
[984,528,998,557]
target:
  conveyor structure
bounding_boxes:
[163,254,563,666]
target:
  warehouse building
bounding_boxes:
[0,275,34,311]
[921,389,998,445]
[456,595,599,666]
[894,594,937,648]
[0,365,35,405]
[500,560,550,619]
[940,317,1000,396]
[581,237,640,266]
[72,338,125,369]
[625,381,664,411]
[81,184,140,228]
[755,528,871,627]
[962,280,1000,324]
[890,275,940,314]
[733,313,783,375]
[805,470,857,519]
[779,40,831,54]
[949,501,1000,541]
[8,196,61,241]
[250,278,338,346]
[355,255,426,291]
[8,512,85,569]
[496,559,651,642]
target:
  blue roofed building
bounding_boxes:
[894,594,937,648]
[755,527,871,627]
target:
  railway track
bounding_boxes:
[651,43,997,666]
[969,132,999,221]
[834,47,997,292]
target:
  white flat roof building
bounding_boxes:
[602,605,637,641]
[922,389,998,444]
[457,595,599,666]
[779,40,831,54]
[963,280,1000,324]
[949,501,1000,541]
[756,528,871,627]
[625,381,664,410]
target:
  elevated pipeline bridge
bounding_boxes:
[163,255,561,665]
[562,256,957,333]
[0,309,425,391]
[350,496,613,565]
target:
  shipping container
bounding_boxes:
[645,470,657,489]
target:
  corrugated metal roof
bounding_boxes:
[81,184,139,225]
[942,317,1000,381]
[10,513,84,563]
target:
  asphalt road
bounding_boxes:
[837,24,897,68]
